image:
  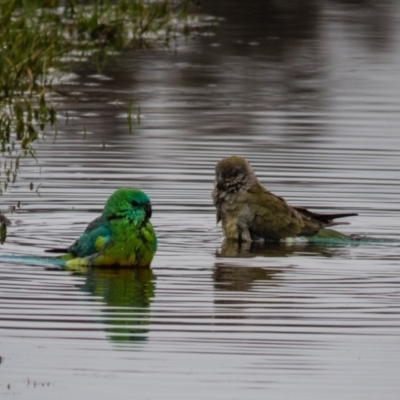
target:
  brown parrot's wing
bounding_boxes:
[247,184,321,240]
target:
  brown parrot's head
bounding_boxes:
[214,156,257,194]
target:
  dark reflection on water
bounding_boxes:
[216,240,356,259]
[213,262,281,292]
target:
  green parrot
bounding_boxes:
[212,156,357,243]
[47,188,157,269]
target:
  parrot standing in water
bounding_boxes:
[212,156,357,243]
[46,188,157,269]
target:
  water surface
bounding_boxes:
[1,1,400,399]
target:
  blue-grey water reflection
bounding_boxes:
[1,0,400,399]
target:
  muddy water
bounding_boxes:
[1,1,400,399]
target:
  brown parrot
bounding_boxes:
[212,156,357,242]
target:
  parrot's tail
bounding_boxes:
[0,254,66,268]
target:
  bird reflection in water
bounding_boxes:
[214,242,286,293]
[213,261,282,292]
[216,237,354,259]
[77,267,155,343]
[213,238,354,294]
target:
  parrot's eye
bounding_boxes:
[131,200,139,207]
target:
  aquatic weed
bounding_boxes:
[0,0,193,194]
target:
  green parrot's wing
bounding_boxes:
[68,215,112,258]
[247,185,314,239]
[88,220,157,268]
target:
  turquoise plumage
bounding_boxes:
[1,188,157,270]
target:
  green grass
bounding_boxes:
[0,0,193,194]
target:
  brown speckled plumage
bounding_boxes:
[212,156,357,242]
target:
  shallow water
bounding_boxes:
[1,1,400,399]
